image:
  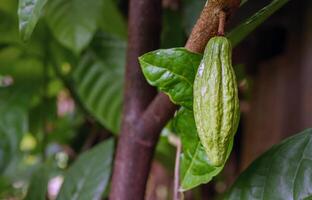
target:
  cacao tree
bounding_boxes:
[1,0,312,199]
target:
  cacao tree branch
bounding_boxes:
[110,0,241,199]
[186,0,240,52]
[110,0,162,199]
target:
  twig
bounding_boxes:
[218,10,227,36]
[168,134,182,200]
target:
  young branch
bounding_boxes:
[218,11,227,36]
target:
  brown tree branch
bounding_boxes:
[110,0,162,199]
[186,0,240,52]
[110,0,240,199]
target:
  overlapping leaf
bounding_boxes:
[57,139,114,200]
[225,129,312,200]
[18,0,48,40]
[139,48,201,109]
[174,109,233,191]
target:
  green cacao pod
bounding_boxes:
[193,36,240,167]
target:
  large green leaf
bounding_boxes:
[72,35,125,133]
[45,0,103,54]
[228,0,290,47]
[57,139,114,200]
[225,129,312,200]
[174,108,233,191]
[18,0,48,40]
[139,48,202,109]
[99,0,127,39]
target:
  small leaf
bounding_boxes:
[174,108,233,191]
[57,139,114,200]
[45,0,103,54]
[225,129,312,200]
[139,48,202,109]
[18,0,48,41]
[228,0,290,47]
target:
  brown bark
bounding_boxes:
[110,0,162,199]
[186,0,240,52]
[110,0,241,199]
[122,1,160,124]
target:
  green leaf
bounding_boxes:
[18,0,48,41]
[45,0,103,54]
[225,128,312,200]
[72,35,125,133]
[228,0,290,47]
[139,48,202,109]
[24,165,50,200]
[174,108,233,191]
[57,139,114,200]
[99,0,127,39]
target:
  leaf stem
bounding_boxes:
[169,134,182,200]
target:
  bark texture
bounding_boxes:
[110,0,162,199]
